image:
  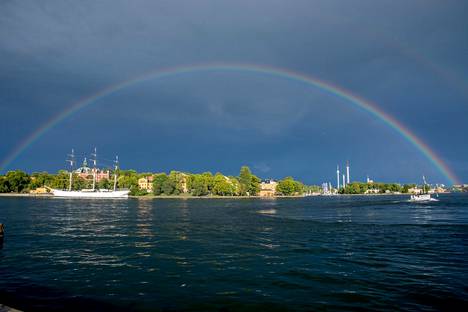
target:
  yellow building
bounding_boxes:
[138,176,154,192]
[407,187,422,194]
[30,187,50,194]
[259,179,278,197]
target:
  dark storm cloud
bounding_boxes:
[0,0,467,183]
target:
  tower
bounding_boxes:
[336,165,340,189]
[342,174,346,189]
[346,160,350,184]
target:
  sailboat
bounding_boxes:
[409,176,437,202]
[52,148,130,198]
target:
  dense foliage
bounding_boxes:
[151,167,260,197]
[0,166,288,197]
[276,177,304,196]
[1,167,434,197]
[339,182,417,194]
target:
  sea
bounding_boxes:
[0,194,467,311]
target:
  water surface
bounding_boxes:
[1,194,467,311]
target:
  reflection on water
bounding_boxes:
[0,194,467,311]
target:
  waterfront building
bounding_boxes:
[259,179,278,197]
[75,158,110,182]
[408,187,422,194]
[138,176,154,192]
[30,187,49,194]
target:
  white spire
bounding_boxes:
[346,160,350,184]
[336,165,340,189]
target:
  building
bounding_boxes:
[75,158,110,182]
[259,179,278,197]
[138,176,154,192]
[179,173,189,194]
[30,187,50,194]
[407,187,422,194]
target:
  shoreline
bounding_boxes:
[0,192,452,199]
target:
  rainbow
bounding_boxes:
[0,63,459,184]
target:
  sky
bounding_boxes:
[0,0,467,185]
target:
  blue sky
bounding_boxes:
[0,0,467,185]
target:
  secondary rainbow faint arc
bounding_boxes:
[0,63,459,184]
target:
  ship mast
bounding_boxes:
[113,155,119,191]
[90,147,97,191]
[422,175,428,194]
[66,149,75,191]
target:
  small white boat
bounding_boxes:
[409,193,433,202]
[409,176,438,202]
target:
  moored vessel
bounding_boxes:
[52,148,129,199]
[409,176,437,202]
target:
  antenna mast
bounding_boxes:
[113,155,119,191]
[90,147,97,191]
[66,149,75,191]
[422,175,428,194]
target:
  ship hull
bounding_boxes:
[409,194,436,202]
[52,189,130,198]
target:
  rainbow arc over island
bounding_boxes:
[0,63,460,184]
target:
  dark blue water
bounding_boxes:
[1,194,467,311]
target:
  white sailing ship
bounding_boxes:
[52,148,130,199]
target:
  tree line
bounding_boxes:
[0,166,307,196]
[338,182,420,194]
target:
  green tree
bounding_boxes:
[97,178,111,190]
[212,173,236,196]
[402,184,416,193]
[152,173,168,195]
[4,170,31,193]
[202,172,214,193]
[118,171,138,189]
[167,171,187,195]
[162,177,176,195]
[239,166,252,195]
[30,172,54,189]
[190,174,209,196]
[0,176,8,193]
[50,171,69,190]
[238,166,261,196]
[229,176,241,196]
[249,175,261,196]
[73,175,88,190]
[276,177,297,196]
[294,180,305,194]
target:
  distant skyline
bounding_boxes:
[1,0,467,184]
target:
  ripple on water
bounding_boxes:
[0,195,467,311]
